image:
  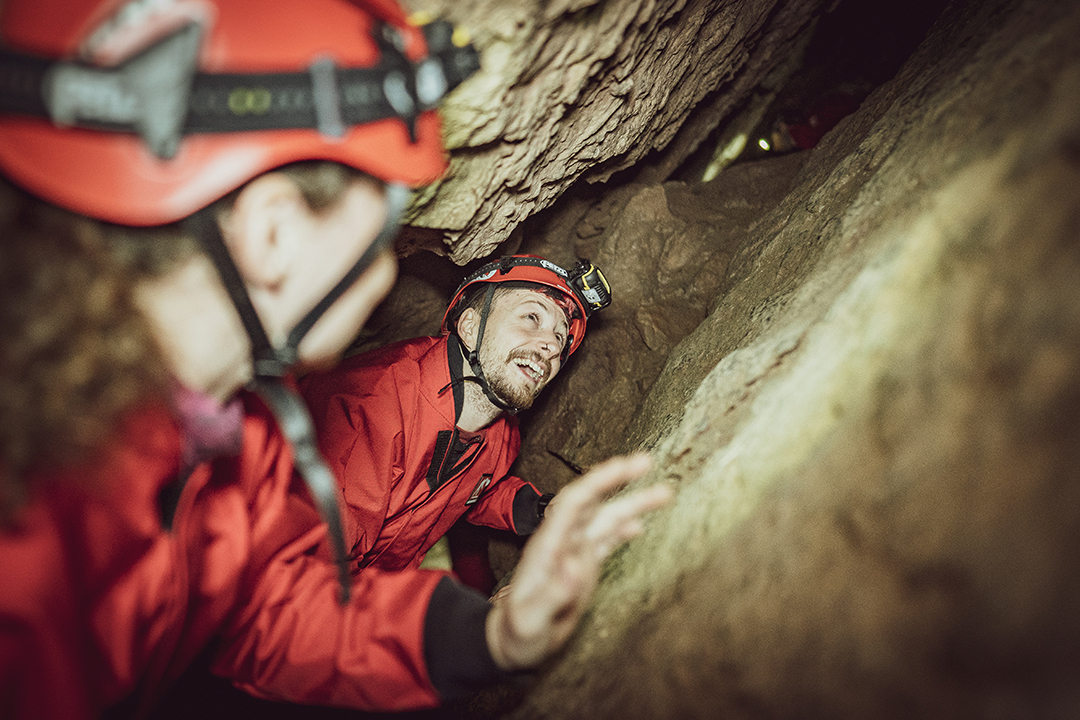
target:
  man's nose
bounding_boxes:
[535,330,561,358]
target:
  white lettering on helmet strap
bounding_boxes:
[539,259,568,277]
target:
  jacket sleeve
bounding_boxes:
[466,476,544,535]
[423,576,507,698]
[209,441,505,711]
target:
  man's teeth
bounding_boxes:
[515,358,544,381]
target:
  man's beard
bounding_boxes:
[481,349,550,410]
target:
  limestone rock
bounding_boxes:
[401,0,828,263]
[503,0,1080,717]
[337,0,1080,715]
[509,152,806,497]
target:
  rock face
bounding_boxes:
[505,153,806,506]
[362,0,1080,716]
[493,0,1080,717]
[400,0,830,262]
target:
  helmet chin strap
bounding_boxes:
[182,182,409,605]
[461,284,518,415]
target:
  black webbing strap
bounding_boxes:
[471,283,495,360]
[436,303,517,417]
[464,284,517,414]
[0,19,479,159]
[184,182,408,604]
[439,334,468,423]
[183,207,281,373]
[253,379,352,604]
[0,50,50,116]
[283,183,409,356]
[183,182,409,379]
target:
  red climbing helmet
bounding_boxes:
[441,255,612,357]
[0,0,475,225]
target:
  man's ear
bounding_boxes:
[456,307,479,352]
[218,172,306,289]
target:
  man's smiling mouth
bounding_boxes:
[512,355,547,383]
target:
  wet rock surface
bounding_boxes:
[355,0,1080,716]
[399,0,831,262]
[498,0,1080,717]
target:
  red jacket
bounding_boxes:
[0,393,500,719]
[300,335,543,577]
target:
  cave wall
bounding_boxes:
[399,0,832,262]
[357,0,1080,715]
[492,0,1080,717]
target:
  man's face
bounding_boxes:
[465,288,571,410]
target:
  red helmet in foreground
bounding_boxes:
[0,0,475,225]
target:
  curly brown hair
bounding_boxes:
[0,179,170,523]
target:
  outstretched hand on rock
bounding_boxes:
[485,453,671,671]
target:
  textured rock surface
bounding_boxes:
[494,0,1080,717]
[400,0,829,262]
[332,0,1080,716]
[508,153,806,497]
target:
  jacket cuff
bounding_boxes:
[424,576,508,699]
[511,484,545,535]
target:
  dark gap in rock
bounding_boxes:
[675,0,952,178]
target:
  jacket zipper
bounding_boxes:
[358,430,487,569]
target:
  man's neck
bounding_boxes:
[456,353,503,432]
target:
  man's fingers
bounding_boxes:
[489,456,673,672]
[620,482,673,516]
[579,452,653,495]
[584,483,672,548]
[555,453,653,512]
[540,454,669,550]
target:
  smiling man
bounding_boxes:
[300,255,612,591]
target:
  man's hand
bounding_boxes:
[485,453,671,671]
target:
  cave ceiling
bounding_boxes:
[400,0,837,263]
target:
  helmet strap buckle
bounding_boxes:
[309,56,346,139]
